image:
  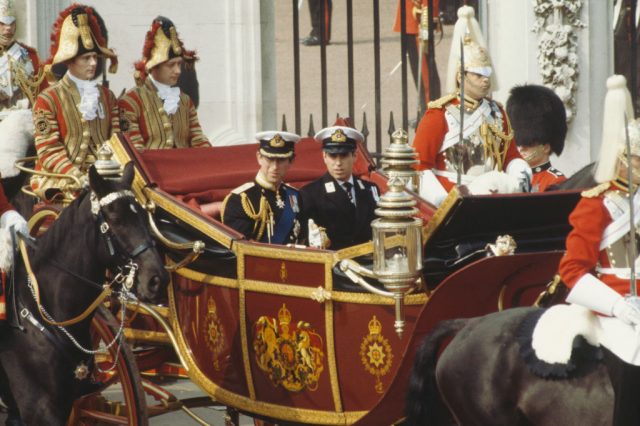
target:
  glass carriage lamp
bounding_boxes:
[371,176,422,336]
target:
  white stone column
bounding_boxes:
[485,0,613,176]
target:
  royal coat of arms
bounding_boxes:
[253,303,324,392]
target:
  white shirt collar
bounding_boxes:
[149,75,180,115]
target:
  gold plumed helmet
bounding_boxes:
[0,0,16,25]
[594,75,640,183]
[134,16,197,83]
[45,4,117,80]
[445,5,497,94]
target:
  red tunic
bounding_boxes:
[31,74,119,195]
[531,164,566,192]
[559,185,629,295]
[118,78,210,150]
[413,98,521,192]
[393,0,440,34]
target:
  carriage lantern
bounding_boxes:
[371,176,422,336]
[94,143,122,177]
[340,130,422,337]
[380,129,419,190]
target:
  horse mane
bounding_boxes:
[31,189,92,265]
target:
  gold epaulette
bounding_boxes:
[581,182,611,198]
[231,182,255,194]
[427,93,457,110]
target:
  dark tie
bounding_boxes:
[343,181,354,204]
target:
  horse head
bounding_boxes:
[88,162,169,303]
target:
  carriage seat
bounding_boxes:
[137,137,375,220]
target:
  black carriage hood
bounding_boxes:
[421,188,581,288]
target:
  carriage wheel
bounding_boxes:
[67,306,149,426]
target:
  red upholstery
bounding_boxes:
[138,137,374,204]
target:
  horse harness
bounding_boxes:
[11,189,155,373]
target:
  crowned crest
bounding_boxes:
[331,129,347,143]
[270,134,286,148]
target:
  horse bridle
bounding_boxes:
[90,189,156,280]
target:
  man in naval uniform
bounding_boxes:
[118,16,210,150]
[30,4,119,200]
[412,5,530,207]
[301,126,379,250]
[0,0,44,200]
[222,131,303,245]
[506,84,567,192]
[559,75,640,425]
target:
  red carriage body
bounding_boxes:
[100,132,580,424]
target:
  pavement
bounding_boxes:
[275,0,451,149]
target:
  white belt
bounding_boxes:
[596,266,640,279]
[433,169,474,185]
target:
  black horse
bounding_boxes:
[0,163,169,425]
[405,306,614,426]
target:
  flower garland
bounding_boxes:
[532,0,586,122]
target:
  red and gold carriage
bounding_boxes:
[17,130,581,425]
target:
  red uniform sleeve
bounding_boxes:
[558,196,610,287]
[118,90,146,151]
[413,107,447,171]
[0,185,13,216]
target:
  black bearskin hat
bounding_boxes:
[506,84,567,156]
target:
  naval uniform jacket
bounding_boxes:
[221,180,303,244]
[118,78,210,150]
[31,74,119,196]
[413,95,521,192]
[300,173,379,250]
[559,182,634,296]
[531,162,566,192]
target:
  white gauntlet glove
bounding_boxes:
[0,210,28,238]
[612,297,640,326]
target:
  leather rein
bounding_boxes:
[18,189,153,327]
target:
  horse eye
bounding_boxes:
[129,204,138,213]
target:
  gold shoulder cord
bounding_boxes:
[480,112,514,172]
[240,192,272,241]
[10,57,46,106]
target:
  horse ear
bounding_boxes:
[121,162,135,187]
[88,165,106,194]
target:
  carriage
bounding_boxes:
[12,130,581,425]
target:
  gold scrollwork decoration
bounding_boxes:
[253,304,325,392]
[359,315,393,394]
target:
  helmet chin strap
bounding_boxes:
[0,34,14,50]
[617,154,640,182]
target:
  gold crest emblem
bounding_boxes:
[253,304,325,392]
[330,129,347,143]
[279,261,288,282]
[359,315,393,394]
[34,111,51,136]
[204,297,225,371]
[269,134,286,148]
